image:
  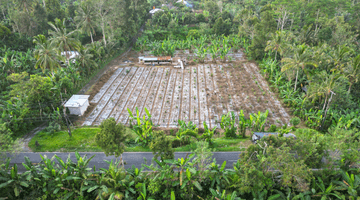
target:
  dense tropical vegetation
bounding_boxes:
[0,0,149,157]
[1,0,360,199]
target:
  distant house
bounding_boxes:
[61,51,79,64]
[149,8,164,16]
[176,0,193,8]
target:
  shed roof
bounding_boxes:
[64,95,90,107]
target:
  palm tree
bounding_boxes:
[281,44,317,91]
[308,71,342,128]
[265,31,290,60]
[76,45,98,75]
[14,0,34,12]
[75,1,97,43]
[344,55,360,93]
[48,18,80,63]
[33,34,63,75]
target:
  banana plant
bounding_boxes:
[220,46,231,63]
[210,189,242,200]
[220,111,237,138]
[201,122,216,144]
[230,35,241,52]
[196,46,209,63]
[128,107,154,147]
[177,120,199,145]
[238,110,250,138]
[333,171,360,198]
[210,44,220,63]
[178,40,187,52]
[186,36,193,53]
[304,109,323,129]
[249,110,269,132]
[137,182,155,200]
[165,154,196,188]
[0,158,30,198]
[313,177,342,199]
[209,161,232,190]
[94,159,137,200]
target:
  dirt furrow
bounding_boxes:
[117,67,151,125]
[190,66,200,126]
[181,68,191,123]
[152,68,171,126]
[226,70,240,113]
[198,65,210,128]
[159,69,177,127]
[211,64,225,127]
[83,67,132,126]
[169,70,183,127]
[140,68,164,118]
[90,68,124,103]
[204,64,216,128]
[217,64,231,114]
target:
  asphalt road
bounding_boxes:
[6,152,242,173]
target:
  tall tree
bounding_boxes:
[281,44,317,91]
[248,7,277,60]
[94,0,113,46]
[345,55,360,93]
[33,34,63,74]
[75,0,97,43]
[265,31,291,60]
[48,18,79,62]
[13,0,34,12]
[76,45,98,75]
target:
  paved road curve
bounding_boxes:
[7,152,242,173]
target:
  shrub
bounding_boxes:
[96,118,127,157]
[268,124,277,132]
[290,117,301,127]
[150,131,174,161]
[187,29,200,39]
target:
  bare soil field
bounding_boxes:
[81,50,290,128]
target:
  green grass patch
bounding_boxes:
[29,127,249,152]
[29,128,102,152]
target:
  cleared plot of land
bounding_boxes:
[82,51,290,128]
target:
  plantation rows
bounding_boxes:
[83,63,290,128]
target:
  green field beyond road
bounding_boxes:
[29,127,249,152]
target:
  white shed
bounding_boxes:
[64,95,90,116]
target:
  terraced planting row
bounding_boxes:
[83,64,290,128]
